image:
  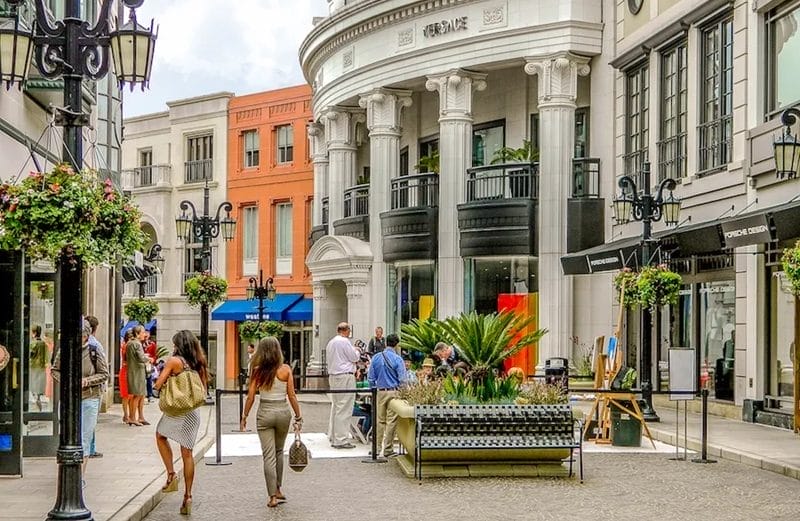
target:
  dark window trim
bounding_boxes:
[658,38,688,181]
[765,1,800,118]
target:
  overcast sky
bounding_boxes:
[122,0,329,117]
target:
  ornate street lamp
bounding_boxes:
[0,2,156,520]
[613,162,681,422]
[137,243,164,299]
[238,270,275,424]
[175,180,235,379]
[773,107,800,180]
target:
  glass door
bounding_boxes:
[23,275,60,456]
[0,251,24,476]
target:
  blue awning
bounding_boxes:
[210,294,304,322]
[120,319,157,338]
[144,319,157,332]
[284,297,312,322]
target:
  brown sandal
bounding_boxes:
[161,472,178,493]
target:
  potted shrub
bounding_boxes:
[124,298,159,325]
[613,267,640,308]
[414,150,440,174]
[399,317,447,361]
[238,320,283,343]
[490,139,539,164]
[184,271,228,308]
[636,264,682,310]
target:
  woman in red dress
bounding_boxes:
[120,329,134,423]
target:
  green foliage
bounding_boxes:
[515,380,569,405]
[396,379,445,405]
[620,367,637,390]
[238,320,283,342]
[570,336,594,377]
[0,163,147,265]
[399,317,448,357]
[442,372,521,404]
[491,140,539,164]
[636,264,682,310]
[438,310,547,374]
[124,298,159,324]
[184,272,228,308]
[613,268,640,308]
[781,240,800,295]
[414,150,440,174]
[156,344,171,360]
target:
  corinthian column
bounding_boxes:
[307,122,329,231]
[525,52,591,369]
[358,88,412,330]
[425,70,487,318]
[322,107,365,229]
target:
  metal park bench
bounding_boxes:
[414,404,584,481]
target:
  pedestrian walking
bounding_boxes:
[85,315,106,458]
[154,330,209,516]
[367,333,406,457]
[326,322,359,449]
[240,336,302,509]
[119,329,134,424]
[29,324,48,410]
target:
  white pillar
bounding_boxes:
[308,281,331,374]
[307,122,329,228]
[359,88,413,331]
[346,281,370,344]
[525,52,590,370]
[425,70,487,319]
[322,107,364,229]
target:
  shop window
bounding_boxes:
[698,15,733,173]
[769,269,795,407]
[387,262,437,333]
[699,281,735,401]
[464,257,538,315]
[766,1,800,116]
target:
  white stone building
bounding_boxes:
[120,92,233,386]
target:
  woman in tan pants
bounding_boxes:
[240,337,302,509]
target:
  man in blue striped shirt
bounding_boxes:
[367,334,406,457]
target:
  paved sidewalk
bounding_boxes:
[577,397,800,480]
[0,400,215,521]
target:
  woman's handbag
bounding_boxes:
[159,364,205,416]
[288,425,310,472]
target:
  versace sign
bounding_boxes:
[423,16,468,37]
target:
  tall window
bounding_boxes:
[699,16,733,173]
[766,2,800,115]
[625,63,649,177]
[575,108,589,158]
[242,206,258,275]
[472,122,505,167]
[276,125,293,164]
[243,130,259,168]
[139,148,152,167]
[659,41,688,180]
[136,148,154,187]
[275,203,293,275]
[185,134,213,182]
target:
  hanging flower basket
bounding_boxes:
[781,240,800,295]
[0,164,146,265]
[184,271,228,308]
[238,320,283,342]
[124,298,159,324]
[636,264,682,310]
[613,268,640,308]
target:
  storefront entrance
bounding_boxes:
[0,251,23,476]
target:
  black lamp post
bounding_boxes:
[240,270,275,423]
[0,2,156,520]
[612,161,681,422]
[175,180,236,382]
[773,107,800,180]
[137,243,164,299]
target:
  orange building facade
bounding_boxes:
[222,85,314,387]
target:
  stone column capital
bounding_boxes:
[345,280,368,299]
[358,88,413,136]
[425,69,487,120]
[312,281,331,301]
[524,52,591,106]
[307,121,329,164]
[322,106,366,150]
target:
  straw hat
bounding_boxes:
[422,357,435,368]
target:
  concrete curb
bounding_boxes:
[107,406,216,521]
[647,425,800,481]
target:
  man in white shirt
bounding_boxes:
[326,322,360,448]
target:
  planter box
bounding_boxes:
[389,400,576,479]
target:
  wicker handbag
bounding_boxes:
[288,426,310,472]
[159,364,205,416]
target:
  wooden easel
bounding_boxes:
[582,280,656,448]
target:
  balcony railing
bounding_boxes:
[657,133,687,182]
[122,164,171,189]
[184,159,213,183]
[390,173,439,209]
[571,158,600,198]
[321,197,329,225]
[143,274,158,296]
[343,184,369,218]
[465,162,538,203]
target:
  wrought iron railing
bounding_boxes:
[698,115,732,174]
[343,184,369,218]
[657,133,687,182]
[321,197,329,225]
[123,164,171,188]
[571,158,600,198]
[465,162,538,203]
[184,159,213,183]
[390,173,439,209]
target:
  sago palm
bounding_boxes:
[399,317,448,356]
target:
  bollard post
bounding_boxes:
[206,388,232,466]
[691,388,717,464]
[362,386,386,464]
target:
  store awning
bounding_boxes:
[284,297,312,322]
[770,200,800,241]
[210,294,304,322]
[560,236,642,275]
[661,221,724,255]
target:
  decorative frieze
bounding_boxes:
[397,27,414,48]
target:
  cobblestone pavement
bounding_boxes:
[145,396,800,521]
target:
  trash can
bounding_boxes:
[610,400,642,447]
[544,357,569,388]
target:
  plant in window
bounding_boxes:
[781,240,800,295]
[184,271,228,308]
[0,163,147,265]
[490,139,539,164]
[238,320,283,342]
[414,150,440,174]
[636,264,682,310]
[124,298,159,324]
